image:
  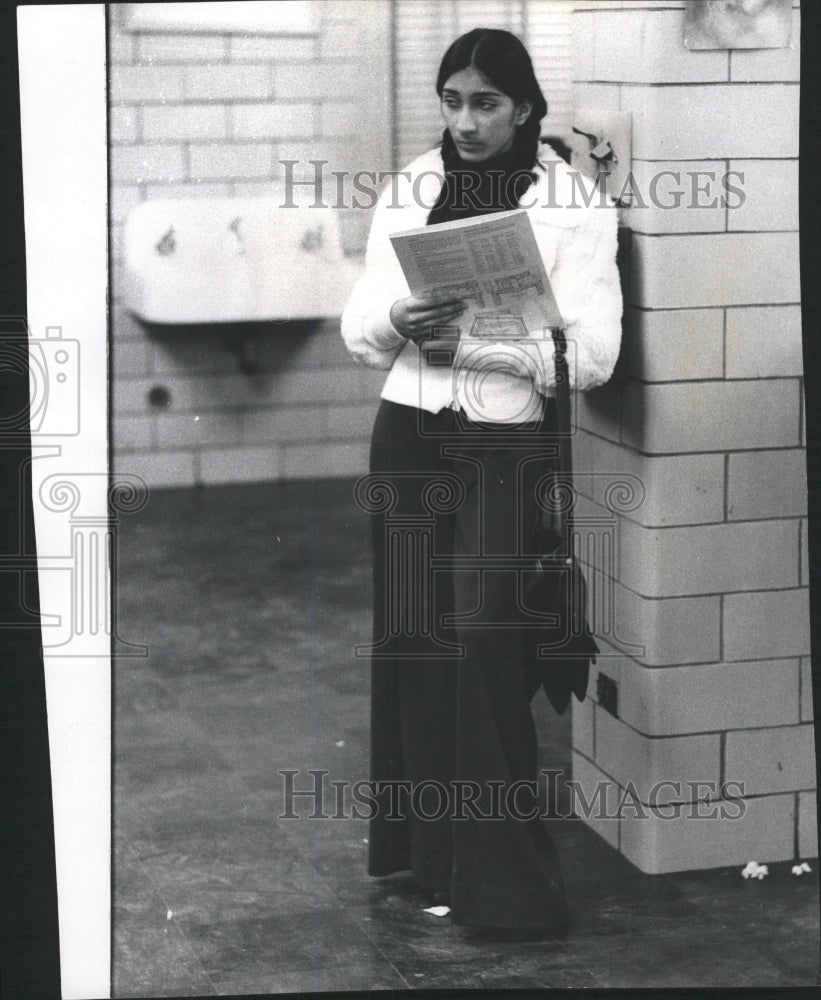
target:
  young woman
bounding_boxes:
[342,28,622,933]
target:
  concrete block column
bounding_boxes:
[569,1,812,873]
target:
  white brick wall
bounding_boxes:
[801,517,810,587]
[581,435,725,526]
[631,232,800,309]
[273,62,360,100]
[729,7,801,82]
[621,379,801,453]
[109,105,139,144]
[616,658,801,737]
[137,32,228,63]
[620,793,796,875]
[617,517,798,598]
[108,1,392,489]
[725,725,816,796]
[569,1,809,875]
[628,83,799,160]
[595,710,721,806]
[199,445,281,485]
[110,144,186,183]
[625,160,727,235]
[110,65,186,102]
[725,305,803,378]
[281,440,370,479]
[727,159,800,232]
[723,588,811,662]
[726,449,808,520]
[188,143,273,181]
[572,695,595,759]
[799,791,817,858]
[584,8,729,84]
[112,448,197,489]
[228,35,316,62]
[184,64,271,101]
[619,308,724,382]
[597,583,721,666]
[801,658,814,723]
[569,751,621,850]
[232,103,317,140]
[143,103,230,142]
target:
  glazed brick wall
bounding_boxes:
[108,1,391,489]
[569,1,813,871]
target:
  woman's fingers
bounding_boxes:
[407,295,466,321]
[406,315,465,343]
[412,293,465,310]
[390,295,467,341]
[410,302,466,325]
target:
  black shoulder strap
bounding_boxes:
[538,327,574,544]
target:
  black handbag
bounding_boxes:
[522,326,598,714]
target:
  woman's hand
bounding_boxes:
[389,294,467,344]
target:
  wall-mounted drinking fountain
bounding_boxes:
[122,196,364,374]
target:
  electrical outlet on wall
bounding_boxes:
[568,108,633,208]
[596,671,619,718]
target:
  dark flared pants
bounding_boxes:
[365,397,567,930]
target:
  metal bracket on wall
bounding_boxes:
[568,108,633,210]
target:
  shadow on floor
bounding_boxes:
[113,479,820,996]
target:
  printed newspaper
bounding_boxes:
[389,208,564,366]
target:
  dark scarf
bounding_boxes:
[427,129,539,226]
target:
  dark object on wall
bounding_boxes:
[683,0,793,50]
[597,672,619,719]
[522,326,598,715]
[147,385,171,408]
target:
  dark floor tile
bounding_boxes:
[185,696,339,756]
[116,769,268,834]
[113,893,216,998]
[209,961,410,995]
[344,888,585,985]
[226,747,371,817]
[113,676,199,748]
[168,664,307,710]
[130,842,339,923]
[113,853,171,915]
[362,908,600,989]
[178,907,392,982]
[114,737,232,796]
[124,805,333,875]
[673,862,820,982]
[294,841,381,908]
[402,962,575,990]
[559,865,696,937]
[113,666,179,711]
[113,828,138,863]
[581,922,809,988]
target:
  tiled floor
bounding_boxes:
[113,479,820,995]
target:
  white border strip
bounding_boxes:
[18,5,110,998]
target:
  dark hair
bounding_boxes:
[435,28,548,171]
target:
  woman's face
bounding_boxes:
[440,66,532,163]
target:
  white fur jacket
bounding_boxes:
[341,144,623,423]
